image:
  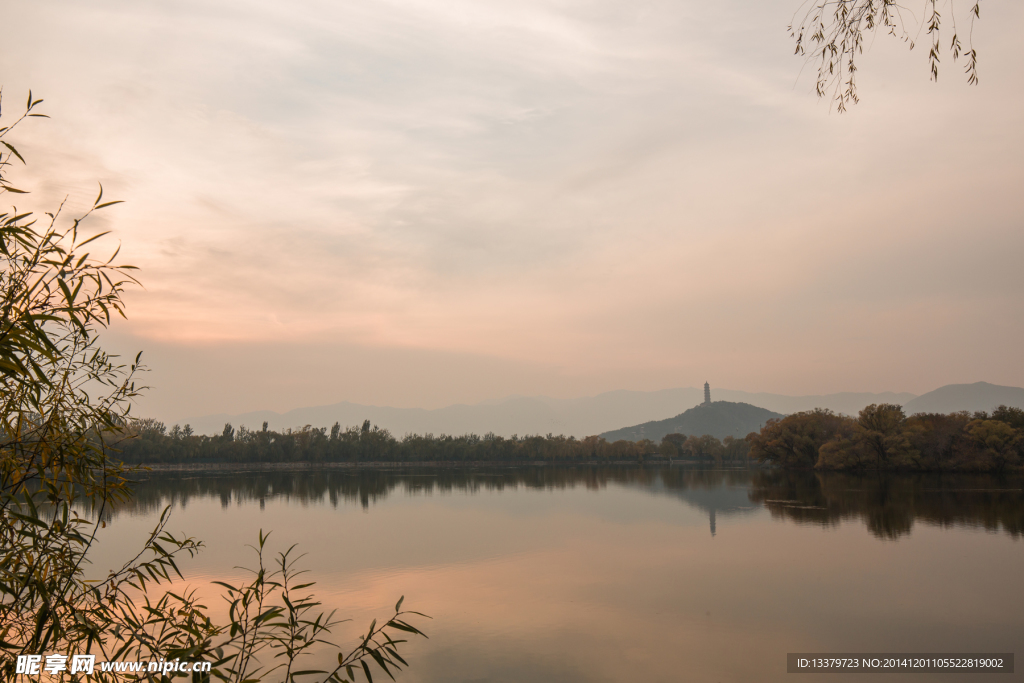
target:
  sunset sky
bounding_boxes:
[4,0,1023,422]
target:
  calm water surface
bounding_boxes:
[94,467,1024,683]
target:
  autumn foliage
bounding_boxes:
[747,404,1024,472]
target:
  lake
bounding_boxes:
[93,466,1023,682]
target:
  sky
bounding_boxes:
[3,0,1023,422]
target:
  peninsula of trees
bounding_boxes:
[748,404,1024,472]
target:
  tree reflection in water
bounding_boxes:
[749,470,1024,539]
[102,466,1023,540]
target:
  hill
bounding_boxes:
[902,382,1024,415]
[599,401,784,442]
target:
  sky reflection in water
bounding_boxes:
[92,467,1023,683]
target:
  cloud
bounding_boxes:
[3,0,1023,414]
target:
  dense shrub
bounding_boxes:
[749,404,1024,472]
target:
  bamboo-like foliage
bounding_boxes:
[790,0,983,110]
[0,91,425,682]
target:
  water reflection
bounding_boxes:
[749,470,1023,539]
[88,466,1024,683]
[114,466,1024,540]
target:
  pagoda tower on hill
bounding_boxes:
[704,381,711,405]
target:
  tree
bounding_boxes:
[964,418,1021,472]
[813,404,917,469]
[722,435,751,463]
[683,435,725,463]
[0,91,425,681]
[659,433,687,458]
[854,403,917,466]
[991,405,1024,430]
[791,0,983,110]
[747,409,853,468]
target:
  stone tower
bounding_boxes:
[704,381,710,405]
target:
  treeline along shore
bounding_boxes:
[121,403,1024,472]
[119,420,752,466]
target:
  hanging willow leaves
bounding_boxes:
[790,0,983,110]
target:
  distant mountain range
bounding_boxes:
[599,401,784,442]
[173,383,1024,438]
[902,382,1024,415]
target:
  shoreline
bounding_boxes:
[129,459,750,473]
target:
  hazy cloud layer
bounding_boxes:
[3,0,1023,419]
